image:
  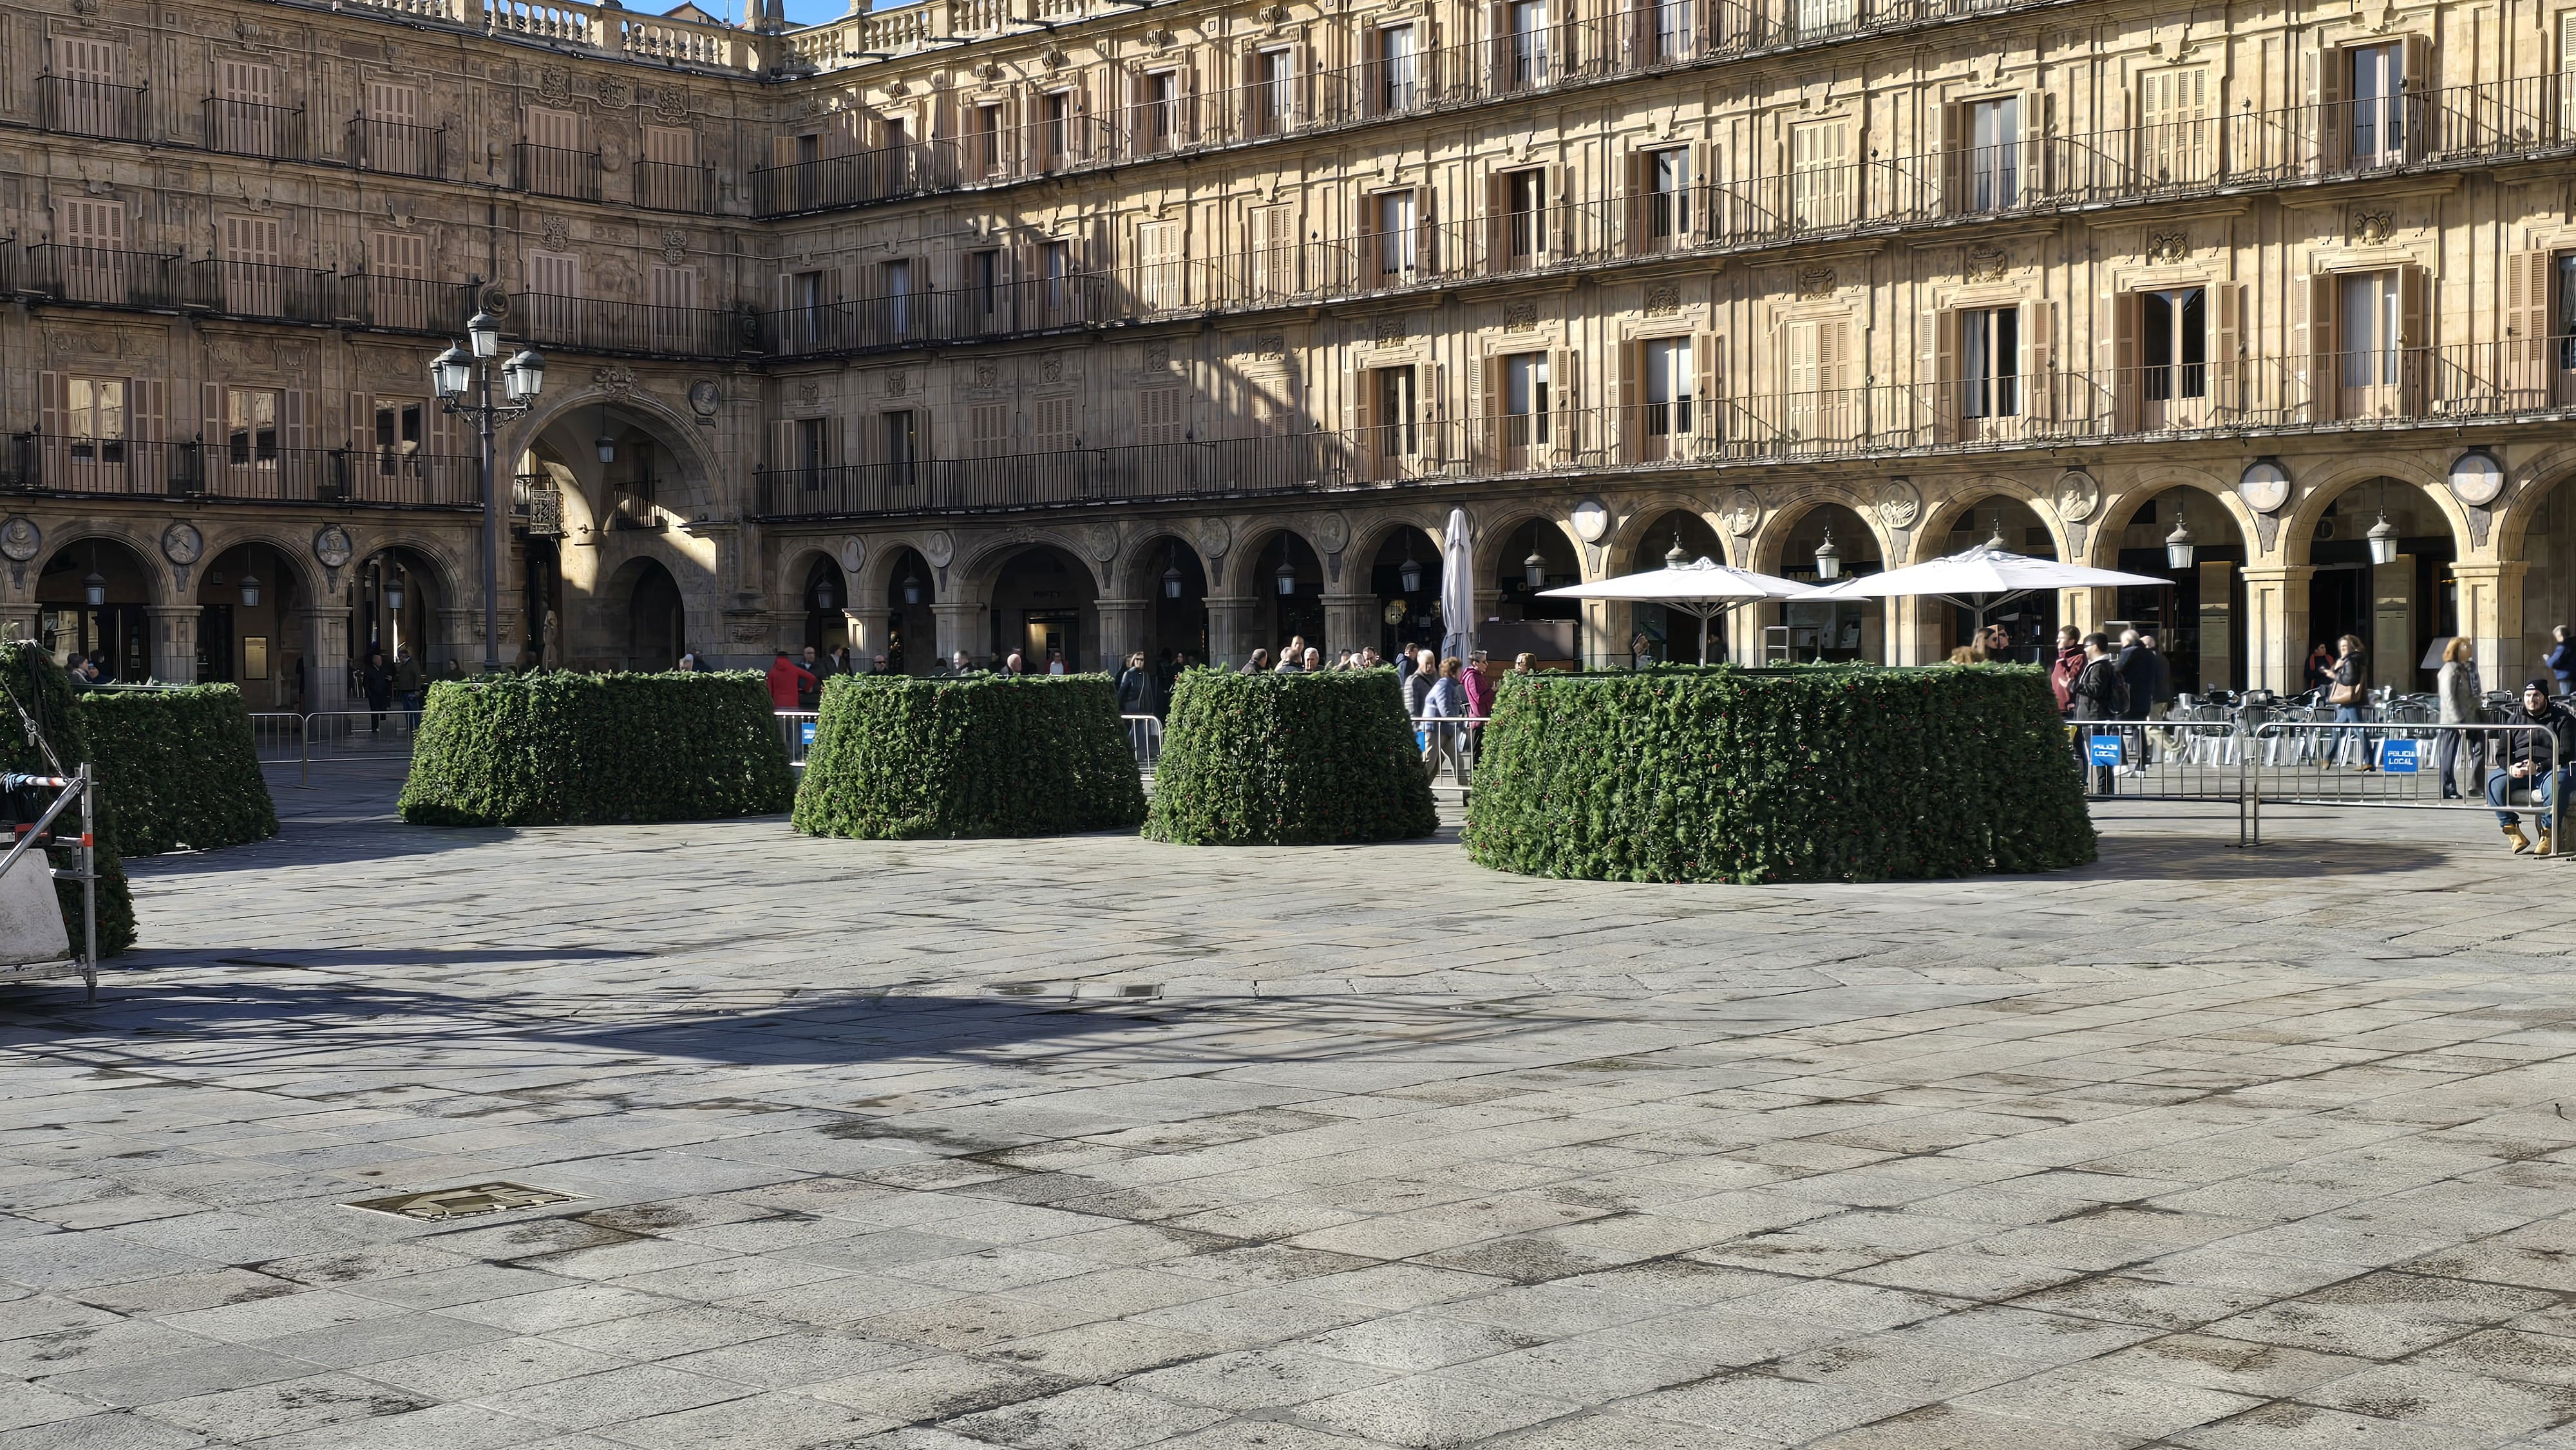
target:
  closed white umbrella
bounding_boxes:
[1815,538,2168,639]
[1438,507,1475,665]
[1540,541,1821,664]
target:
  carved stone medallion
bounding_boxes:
[838,536,865,574]
[313,525,355,569]
[0,517,41,563]
[1312,511,1350,554]
[688,379,721,417]
[1571,497,1611,544]
[2052,469,2100,523]
[160,522,204,566]
[922,530,955,567]
[1719,488,1762,537]
[1877,477,1924,530]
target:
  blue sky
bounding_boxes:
[781,0,851,23]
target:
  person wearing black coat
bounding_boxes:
[2069,633,2125,796]
[2488,679,2576,854]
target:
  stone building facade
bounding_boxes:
[5,0,2575,707]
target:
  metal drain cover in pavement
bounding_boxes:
[346,1183,580,1221]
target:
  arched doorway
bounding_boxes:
[1625,509,1725,663]
[1367,526,1439,663]
[348,548,447,681]
[196,543,306,709]
[2304,478,2456,693]
[989,545,1098,670]
[800,557,848,656]
[625,558,686,670]
[1137,536,1209,675]
[1253,532,1325,659]
[1774,504,1882,663]
[1488,518,1581,668]
[38,537,155,681]
[1934,494,2056,663]
[2108,489,2247,693]
[882,547,933,673]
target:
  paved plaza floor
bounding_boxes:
[5,766,2576,1449]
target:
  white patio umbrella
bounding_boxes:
[1814,538,2168,642]
[1539,541,1822,664]
[1437,507,1475,665]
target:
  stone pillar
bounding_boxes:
[1204,598,1261,668]
[930,602,983,667]
[145,605,198,684]
[1094,598,1146,672]
[2239,565,2314,695]
[435,607,474,673]
[844,607,891,662]
[2060,587,2118,643]
[1891,598,1939,666]
[299,606,349,712]
[0,604,37,650]
[2450,560,2528,690]
[1321,592,1378,661]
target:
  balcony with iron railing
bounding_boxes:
[514,142,603,202]
[204,97,308,161]
[39,77,147,142]
[14,245,189,310]
[186,259,346,326]
[511,293,757,359]
[634,160,718,215]
[753,339,2576,519]
[1,438,480,508]
[753,75,2576,360]
[349,117,450,180]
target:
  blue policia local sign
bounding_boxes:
[2379,738,2418,773]
[800,720,817,749]
[2087,735,2123,766]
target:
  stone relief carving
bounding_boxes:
[658,230,689,264]
[2053,469,2101,523]
[540,216,571,250]
[1965,244,2009,281]
[1797,265,1836,299]
[1719,489,1762,536]
[2144,230,2188,265]
[1877,478,1922,529]
[1643,283,1681,316]
[1502,301,1539,332]
[2351,208,2396,245]
[538,66,573,106]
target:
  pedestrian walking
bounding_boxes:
[2488,679,2576,854]
[1404,648,1437,719]
[359,649,394,733]
[2550,625,2576,698]
[2069,632,2127,796]
[766,650,815,710]
[2438,637,2483,799]
[2327,634,2372,768]
[1461,650,1495,758]
[1421,657,1469,783]
[1117,652,1159,715]
[392,646,426,715]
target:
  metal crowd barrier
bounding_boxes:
[777,711,819,769]
[1412,713,1490,789]
[2074,701,2566,850]
[254,709,420,786]
[1121,715,1164,773]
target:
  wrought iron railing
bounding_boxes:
[1,438,480,507]
[39,77,147,142]
[349,117,448,178]
[511,292,756,358]
[204,97,307,160]
[513,142,601,202]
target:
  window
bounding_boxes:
[1141,71,1178,151]
[1375,190,1417,276]
[968,404,1009,457]
[527,251,580,343]
[882,258,914,337]
[59,198,128,304]
[363,80,428,174]
[1643,336,1694,435]
[374,399,424,473]
[1374,366,1418,457]
[1034,396,1075,451]
[227,388,281,466]
[214,59,281,154]
[1377,25,1418,113]
[1043,92,1071,164]
[1785,316,1850,437]
[1792,120,1849,228]
[1137,221,1182,310]
[1042,240,1072,310]
[1960,306,2020,417]
[786,269,830,352]
[882,411,918,481]
[796,132,822,165]
[1963,97,2020,212]
[971,250,1001,324]
[974,102,1003,176]
[220,214,284,317]
[1140,387,1184,445]
[2339,270,2401,387]
[2349,42,2405,165]
[2559,254,2576,371]
[48,37,126,138]
[1651,0,1690,59]
[1795,0,1853,34]
[2139,66,2212,185]
[66,377,127,464]
[793,417,833,480]
[641,126,696,209]
[1506,352,1551,446]
[1510,1,1549,88]
[1251,204,1296,298]
[1507,168,1546,259]
[1649,147,1690,240]
[649,263,698,352]
[2139,287,2207,401]
[1257,50,1294,133]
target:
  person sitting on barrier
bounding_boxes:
[2487,679,2576,855]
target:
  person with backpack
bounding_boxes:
[2069,632,2128,796]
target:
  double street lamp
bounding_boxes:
[430,311,545,673]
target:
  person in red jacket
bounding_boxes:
[766,650,815,710]
[2048,625,2083,717]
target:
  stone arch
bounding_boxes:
[2085,469,2259,692]
[1602,493,1727,572]
[35,525,167,683]
[2277,455,2470,567]
[1342,513,1444,591]
[974,540,1104,670]
[189,530,322,710]
[853,531,945,607]
[598,554,691,671]
[34,519,169,605]
[954,526,1110,599]
[2085,465,2256,569]
[1116,531,1212,673]
[1217,520,1329,601]
[2276,457,2468,693]
[2477,446,2575,564]
[505,386,726,530]
[2494,453,2576,683]
[1909,473,2071,565]
[1748,493,1895,665]
[1745,489,1895,578]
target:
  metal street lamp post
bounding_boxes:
[430,311,544,673]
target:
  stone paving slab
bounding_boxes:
[3,766,2575,1447]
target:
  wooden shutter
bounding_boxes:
[2022,298,2055,420]
[1550,163,1573,258]
[2314,44,2347,172]
[1486,0,1510,91]
[133,379,165,449]
[1935,101,1961,212]
[2112,290,2141,429]
[219,59,276,104]
[55,36,117,83]
[1690,140,1713,239]
[2561,12,2576,133]
[1616,339,1641,461]
[283,388,308,460]
[346,390,371,449]
[222,214,279,264]
[2020,91,2045,203]
[2212,281,2243,413]
[1549,346,1577,460]
[366,80,420,125]
[39,371,65,443]
[1694,331,1719,440]
[645,125,694,167]
[2141,66,2211,184]
[527,105,580,151]
[1413,184,1435,275]
[1345,362,1376,480]
[2300,272,2338,420]
[1622,151,1647,254]
[2398,263,2429,411]
[2508,249,2555,400]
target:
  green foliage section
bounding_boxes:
[399,672,795,827]
[80,686,278,857]
[792,673,1146,839]
[1463,665,2097,883]
[0,645,135,954]
[1144,668,1438,845]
